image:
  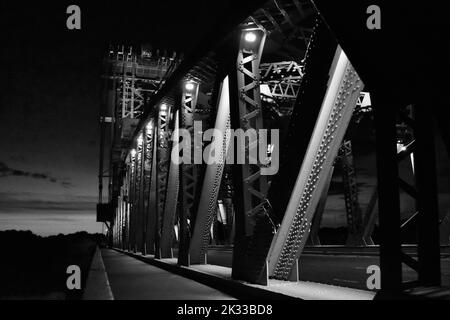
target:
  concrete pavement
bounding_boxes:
[100,249,235,300]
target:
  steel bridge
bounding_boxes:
[97,0,450,299]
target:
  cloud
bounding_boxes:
[0,161,74,188]
[9,155,26,163]
[0,192,96,213]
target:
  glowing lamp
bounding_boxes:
[244,32,257,43]
[185,82,195,91]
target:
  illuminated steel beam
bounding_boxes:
[154,104,172,258]
[160,110,180,258]
[260,61,304,80]
[142,121,155,255]
[233,18,336,284]
[189,77,231,265]
[117,189,124,248]
[268,47,364,280]
[230,28,270,284]
[126,160,133,251]
[135,133,145,253]
[129,149,137,252]
[146,124,158,254]
[268,82,300,99]
[121,165,130,250]
[178,82,200,266]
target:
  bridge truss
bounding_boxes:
[99,0,449,297]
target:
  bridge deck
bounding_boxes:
[101,249,235,300]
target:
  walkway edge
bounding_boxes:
[113,248,299,300]
[83,246,114,300]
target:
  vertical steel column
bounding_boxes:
[135,133,145,253]
[229,29,270,283]
[178,82,200,265]
[229,20,336,284]
[142,121,155,255]
[113,208,117,246]
[189,77,231,264]
[146,123,158,254]
[123,165,130,250]
[129,150,137,251]
[117,191,123,248]
[160,110,180,258]
[155,104,171,258]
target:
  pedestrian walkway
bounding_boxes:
[101,249,235,300]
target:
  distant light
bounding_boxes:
[146,121,153,131]
[160,103,167,111]
[244,32,257,43]
[130,149,137,157]
[185,82,195,91]
[396,143,407,153]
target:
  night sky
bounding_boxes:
[0,1,236,235]
[1,1,449,236]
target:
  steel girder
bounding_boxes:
[268,46,364,280]
[228,19,336,284]
[142,121,155,255]
[146,125,158,254]
[160,110,180,258]
[117,190,124,249]
[260,61,304,99]
[134,134,145,253]
[129,151,137,252]
[189,77,231,265]
[230,28,272,285]
[120,65,145,119]
[155,105,172,258]
[122,167,131,250]
[178,83,200,266]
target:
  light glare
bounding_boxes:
[185,82,195,91]
[244,32,257,42]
